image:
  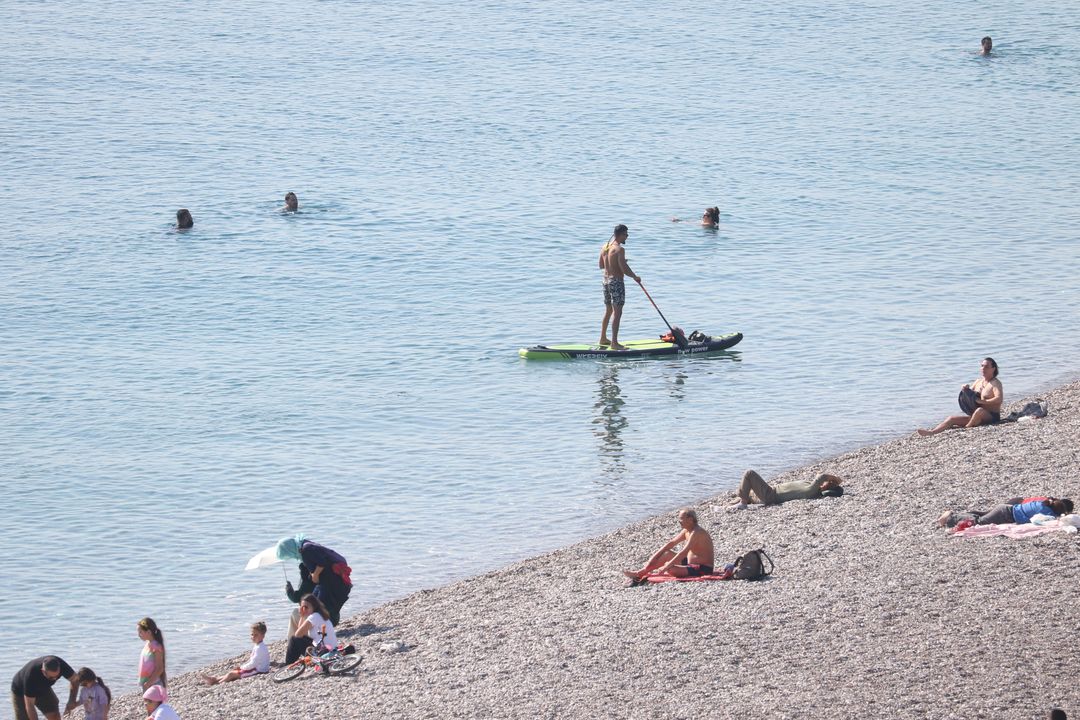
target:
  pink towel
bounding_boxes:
[952,519,1062,539]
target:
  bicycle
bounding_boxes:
[272,639,362,682]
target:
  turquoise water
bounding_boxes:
[2,0,1079,695]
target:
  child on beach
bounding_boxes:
[200,622,270,685]
[69,667,111,720]
[141,684,180,720]
[137,617,166,690]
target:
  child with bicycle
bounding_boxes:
[200,621,270,685]
[285,594,338,663]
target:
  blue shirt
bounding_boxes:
[1012,500,1054,524]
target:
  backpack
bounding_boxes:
[733,548,774,580]
[1001,400,1049,423]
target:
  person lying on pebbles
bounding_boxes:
[728,469,843,510]
[938,496,1073,529]
[622,508,714,583]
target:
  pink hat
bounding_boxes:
[142,685,167,703]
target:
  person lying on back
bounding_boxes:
[938,497,1073,529]
[729,469,843,509]
[622,508,715,581]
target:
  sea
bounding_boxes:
[2,0,1078,699]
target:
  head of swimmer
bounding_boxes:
[612,224,628,243]
[981,36,992,55]
[701,207,720,226]
[284,192,298,211]
[176,208,194,229]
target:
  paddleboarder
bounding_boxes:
[599,224,640,351]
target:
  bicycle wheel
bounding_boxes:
[327,654,362,675]
[272,662,307,683]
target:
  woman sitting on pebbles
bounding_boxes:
[939,496,1073,529]
[285,593,338,663]
[918,357,1003,436]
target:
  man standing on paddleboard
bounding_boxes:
[599,224,640,351]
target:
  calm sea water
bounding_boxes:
[2,0,1079,696]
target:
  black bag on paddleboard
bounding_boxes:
[958,387,981,415]
[733,548,774,580]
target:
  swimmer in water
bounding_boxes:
[671,206,720,227]
[176,209,193,229]
[980,36,992,56]
[283,192,298,212]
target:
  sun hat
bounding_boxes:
[142,685,167,703]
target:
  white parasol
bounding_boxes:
[245,543,290,581]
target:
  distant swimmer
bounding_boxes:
[672,206,720,227]
[283,192,299,212]
[175,209,193,229]
[981,36,993,55]
[598,224,640,351]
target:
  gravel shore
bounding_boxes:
[112,381,1079,719]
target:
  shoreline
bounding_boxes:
[112,380,1079,718]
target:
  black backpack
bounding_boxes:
[733,548,774,580]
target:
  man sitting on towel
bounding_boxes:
[728,469,843,509]
[623,508,715,581]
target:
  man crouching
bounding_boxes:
[622,508,715,581]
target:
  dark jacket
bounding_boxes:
[285,564,316,603]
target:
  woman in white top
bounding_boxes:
[285,594,338,663]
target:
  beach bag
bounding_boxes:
[958,387,981,415]
[1001,400,1048,423]
[733,548,773,580]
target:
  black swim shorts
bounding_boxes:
[685,564,714,577]
[603,278,626,307]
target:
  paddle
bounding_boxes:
[636,280,688,350]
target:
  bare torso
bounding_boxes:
[603,241,627,280]
[972,377,1004,413]
[682,526,715,567]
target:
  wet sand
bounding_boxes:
[112,381,1079,719]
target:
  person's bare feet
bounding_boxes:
[622,569,642,579]
[200,674,219,686]
[599,337,611,346]
[916,428,933,437]
[611,342,627,351]
[937,510,954,528]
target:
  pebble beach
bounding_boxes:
[106,380,1079,719]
